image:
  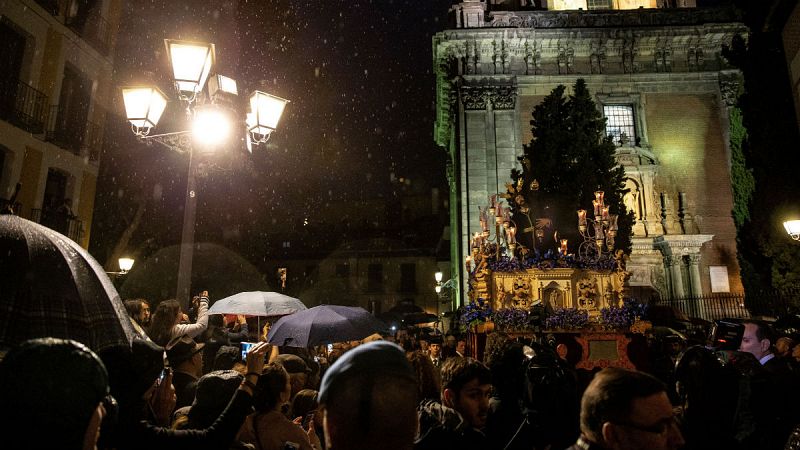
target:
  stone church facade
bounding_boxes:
[433,0,747,306]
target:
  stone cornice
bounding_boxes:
[654,234,714,253]
[484,6,743,30]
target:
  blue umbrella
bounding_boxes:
[208,291,307,317]
[267,305,389,347]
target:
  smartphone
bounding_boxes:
[241,341,257,361]
[302,412,315,429]
[156,367,168,386]
[327,343,333,353]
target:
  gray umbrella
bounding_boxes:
[208,291,307,317]
[0,215,134,353]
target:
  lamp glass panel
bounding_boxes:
[122,87,167,128]
[168,41,214,92]
[435,272,443,283]
[784,220,800,236]
[250,91,288,134]
[118,258,134,272]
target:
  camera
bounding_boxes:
[708,319,744,351]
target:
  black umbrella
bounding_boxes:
[267,305,389,347]
[0,215,135,352]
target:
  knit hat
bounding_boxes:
[0,338,109,449]
[319,341,414,404]
[187,370,243,428]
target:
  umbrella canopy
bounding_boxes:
[208,291,307,317]
[267,305,389,347]
[0,215,134,353]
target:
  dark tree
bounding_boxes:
[723,0,800,294]
[510,79,633,255]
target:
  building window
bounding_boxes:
[335,263,349,278]
[282,241,291,248]
[587,0,611,9]
[367,263,383,292]
[399,263,416,293]
[603,105,636,145]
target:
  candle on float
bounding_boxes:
[577,209,587,227]
[602,206,610,221]
[595,190,604,205]
[560,239,568,255]
[593,200,601,218]
[506,226,517,244]
[465,255,472,273]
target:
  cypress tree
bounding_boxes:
[510,79,633,256]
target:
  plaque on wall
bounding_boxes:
[709,266,730,293]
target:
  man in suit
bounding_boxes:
[740,320,797,449]
[429,336,444,368]
[564,368,684,450]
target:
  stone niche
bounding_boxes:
[491,268,627,316]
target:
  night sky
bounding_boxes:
[93,0,453,266]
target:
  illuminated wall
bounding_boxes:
[546,0,662,10]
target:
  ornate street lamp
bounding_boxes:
[118,257,135,274]
[164,39,215,99]
[784,220,800,241]
[120,38,288,306]
[121,86,168,136]
[247,90,290,144]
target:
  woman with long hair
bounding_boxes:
[148,294,209,347]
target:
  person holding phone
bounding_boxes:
[238,363,322,450]
[148,291,210,347]
[112,339,271,450]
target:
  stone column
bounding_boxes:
[687,253,704,318]
[687,254,702,297]
[664,255,685,298]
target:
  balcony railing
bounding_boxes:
[45,105,101,161]
[0,78,48,134]
[34,0,112,56]
[46,105,81,155]
[30,208,83,243]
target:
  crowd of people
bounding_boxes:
[2,291,800,450]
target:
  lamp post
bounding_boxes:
[121,39,288,306]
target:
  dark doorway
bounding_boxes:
[41,169,69,232]
[0,19,26,124]
[53,65,92,154]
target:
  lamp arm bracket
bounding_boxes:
[139,131,192,154]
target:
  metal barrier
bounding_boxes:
[649,290,800,321]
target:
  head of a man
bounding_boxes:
[124,299,151,326]
[0,338,110,450]
[429,339,442,358]
[166,335,205,377]
[739,320,774,361]
[275,354,311,397]
[580,368,684,450]
[440,357,492,430]
[775,336,795,357]
[319,341,418,450]
[456,339,466,356]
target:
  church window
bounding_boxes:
[587,0,612,9]
[603,105,636,145]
